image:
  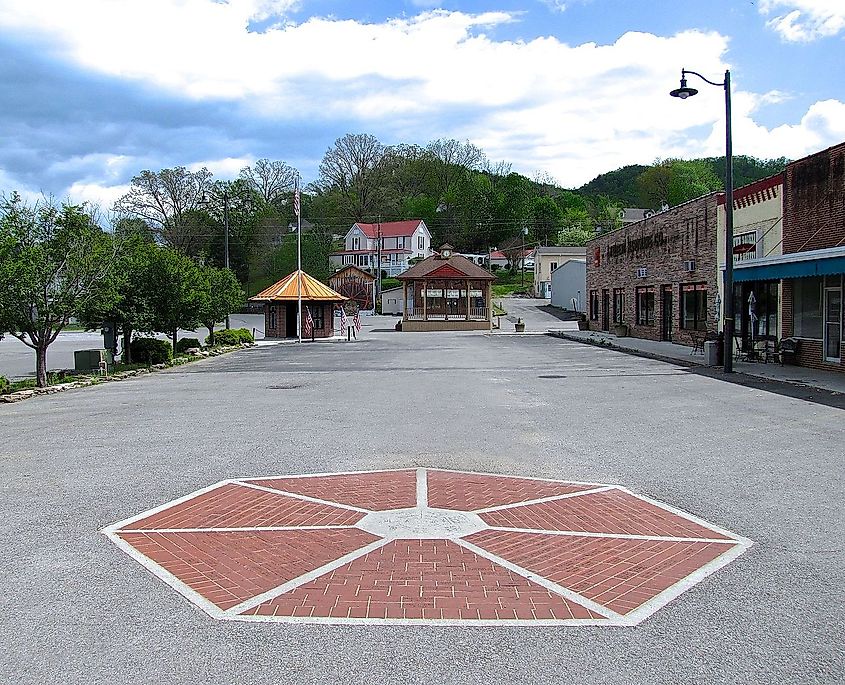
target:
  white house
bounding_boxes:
[533,245,587,298]
[330,219,433,277]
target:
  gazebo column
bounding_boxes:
[465,280,470,321]
[486,283,492,324]
[402,281,408,321]
[422,280,428,320]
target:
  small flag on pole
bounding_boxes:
[303,305,314,338]
[340,306,348,330]
[293,184,301,218]
[353,309,361,333]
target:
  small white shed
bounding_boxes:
[380,286,404,315]
[550,260,586,312]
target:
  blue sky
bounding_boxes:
[1,0,843,210]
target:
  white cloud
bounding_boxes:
[540,1,568,12]
[759,0,845,41]
[0,1,842,204]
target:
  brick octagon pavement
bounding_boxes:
[105,469,750,625]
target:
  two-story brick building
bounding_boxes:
[586,193,720,345]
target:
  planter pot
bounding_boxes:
[514,320,525,333]
[612,323,628,337]
[577,320,589,331]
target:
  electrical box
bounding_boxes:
[74,349,112,372]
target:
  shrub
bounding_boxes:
[175,337,202,354]
[207,327,254,347]
[0,375,9,395]
[130,337,173,365]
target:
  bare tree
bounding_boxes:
[318,133,385,220]
[239,158,298,206]
[427,138,485,199]
[113,166,213,252]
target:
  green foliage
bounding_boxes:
[380,278,401,290]
[130,337,173,365]
[175,338,202,354]
[206,327,254,347]
[557,226,595,246]
[143,247,205,345]
[0,375,9,395]
[198,266,245,346]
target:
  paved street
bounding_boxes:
[2,329,843,684]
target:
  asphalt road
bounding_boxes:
[2,327,843,684]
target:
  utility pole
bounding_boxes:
[376,215,382,304]
[223,195,230,329]
[521,226,528,288]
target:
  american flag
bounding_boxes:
[303,306,314,337]
[339,306,348,330]
[293,183,301,218]
[353,309,361,332]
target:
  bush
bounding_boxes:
[206,327,254,347]
[175,337,202,354]
[0,375,9,395]
[130,337,173,365]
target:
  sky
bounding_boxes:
[1,0,844,210]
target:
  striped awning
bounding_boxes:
[250,270,347,302]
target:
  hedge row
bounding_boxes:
[206,328,254,346]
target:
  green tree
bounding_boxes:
[142,248,205,352]
[0,195,118,386]
[198,267,245,346]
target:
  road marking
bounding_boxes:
[486,527,739,544]
[416,467,428,507]
[473,486,616,513]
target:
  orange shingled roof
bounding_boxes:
[249,270,347,302]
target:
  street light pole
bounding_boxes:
[222,195,230,330]
[670,68,734,372]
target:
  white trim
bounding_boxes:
[733,243,845,271]
[486,527,738,544]
[473,486,616,514]
[116,526,357,534]
[416,468,428,507]
[235,480,371,514]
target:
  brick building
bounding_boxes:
[732,142,844,371]
[586,193,719,345]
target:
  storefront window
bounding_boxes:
[312,305,324,330]
[590,290,599,321]
[681,283,707,331]
[636,287,655,326]
[613,288,624,324]
[793,277,823,339]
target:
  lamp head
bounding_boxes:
[670,73,698,100]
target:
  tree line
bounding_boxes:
[0,194,243,387]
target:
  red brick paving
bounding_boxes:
[121,483,363,530]
[466,529,735,615]
[248,470,417,511]
[480,488,731,539]
[426,470,595,511]
[119,528,379,610]
[239,539,605,620]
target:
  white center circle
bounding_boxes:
[357,507,487,539]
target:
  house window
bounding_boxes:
[312,305,325,330]
[613,288,624,325]
[636,287,655,326]
[418,235,424,250]
[793,277,823,339]
[681,283,707,331]
[590,290,599,321]
[550,261,558,273]
[269,306,277,330]
[353,236,360,250]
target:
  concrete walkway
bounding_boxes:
[552,329,845,395]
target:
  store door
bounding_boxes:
[661,286,673,341]
[601,290,609,331]
[823,287,841,361]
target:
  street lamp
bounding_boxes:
[670,67,734,373]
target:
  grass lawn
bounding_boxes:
[491,269,532,298]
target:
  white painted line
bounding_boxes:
[101,479,238,534]
[473,486,616,513]
[238,467,417,481]
[103,530,229,621]
[225,537,393,616]
[614,486,753,545]
[116,526,357,534]
[486,527,738,544]
[425,467,614,489]
[229,614,614,627]
[234,480,371,513]
[620,538,752,626]
[452,538,623,622]
[416,468,428,507]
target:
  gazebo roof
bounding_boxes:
[397,252,496,281]
[329,264,376,282]
[249,270,347,302]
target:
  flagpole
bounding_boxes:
[296,176,302,344]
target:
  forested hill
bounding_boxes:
[578,155,789,208]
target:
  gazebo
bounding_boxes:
[250,270,347,339]
[396,245,496,332]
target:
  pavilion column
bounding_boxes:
[486,283,492,324]
[422,280,428,320]
[403,281,408,321]
[465,280,470,320]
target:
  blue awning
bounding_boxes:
[734,254,845,282]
